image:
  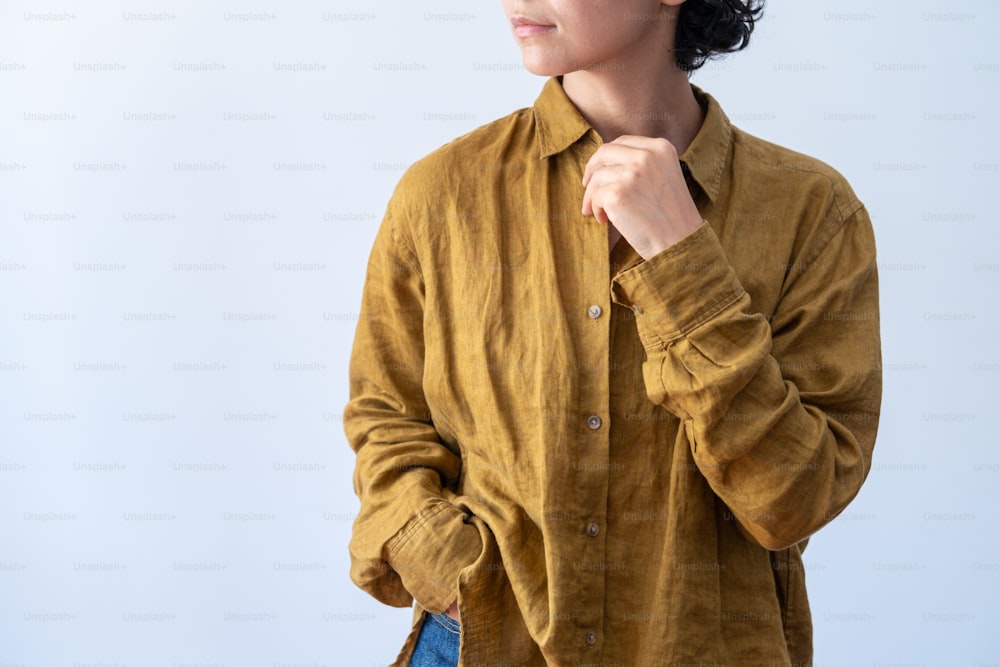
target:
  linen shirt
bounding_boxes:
[344,75,882,667]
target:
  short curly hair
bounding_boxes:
[672,0,765,73]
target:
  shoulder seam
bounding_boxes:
[730,128,866,264]
[803,202,870,267]
[385,203,422,277]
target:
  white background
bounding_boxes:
[1,1,998,665]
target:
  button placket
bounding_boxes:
[574,247,608,661]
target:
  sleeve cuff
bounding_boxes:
[610,221,746,350]
[384,496,484,614]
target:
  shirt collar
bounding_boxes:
[531,75,731,203]
[532,76,594,160]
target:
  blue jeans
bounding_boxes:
[410,611,460,667]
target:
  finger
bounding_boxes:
[608,134,677,153]
[581,181,614,221]
[584,138,678,184]
[582,159,632,192]
[594,204,610,225]
[582,181,607,221]
[582,142,642,186]
[584,191,608,224]
[581,178,596,216]
[582,170,624,224]
[580,172,594,215]
[584,161,629,193]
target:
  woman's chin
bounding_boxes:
[517,54,572,78]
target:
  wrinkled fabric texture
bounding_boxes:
[344,75,882,667]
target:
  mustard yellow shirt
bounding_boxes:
[344,75,882,667]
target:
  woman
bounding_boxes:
[344,1,882,665]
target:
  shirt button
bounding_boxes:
[587,414,602,430]
[633,305,644,315]
[586,631,597,646]
[587,304,602,319]
[587,521,600,537]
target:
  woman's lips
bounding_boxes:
[512,17,555,37]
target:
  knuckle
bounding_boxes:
[654,138,676,159]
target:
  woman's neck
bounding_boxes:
[560,66,705,154]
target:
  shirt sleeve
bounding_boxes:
[609,191,882,551]
[343,192,483,612]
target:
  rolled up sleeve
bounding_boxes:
[610,199,882,550]
[344,189,483,612]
